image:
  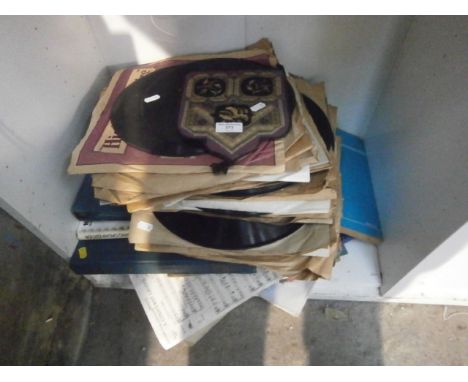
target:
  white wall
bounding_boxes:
[0,16,109,258]
[245,16,410,137]
[384,222,468,305]
[366,16,468,297]
[86,15,410,137]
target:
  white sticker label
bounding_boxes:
[144,94,161,103]
[215,122,243,133]
[250,102,266,112]
[137,221,153,232]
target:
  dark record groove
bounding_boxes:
[215,181,293,197]
[155,211,302,250]
[302,95,335,150]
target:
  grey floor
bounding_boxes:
[1,208,468,366]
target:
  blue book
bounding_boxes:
[337,129,383,244]
[72,175,130,221]
[70,239,256,275]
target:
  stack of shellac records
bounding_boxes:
[68,39,342,280]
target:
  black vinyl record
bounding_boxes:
[215,181,293,197]
[111,58,296,157]
[302,94,335,150]
[110,57,332,197]
[155,211,302,250]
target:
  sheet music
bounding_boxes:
[130,269,280,350]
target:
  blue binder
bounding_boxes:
[337,129,383,244]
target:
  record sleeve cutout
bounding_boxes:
[178,69,291,161]
[154,211,302,250]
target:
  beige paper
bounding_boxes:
[92,171,251,195]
